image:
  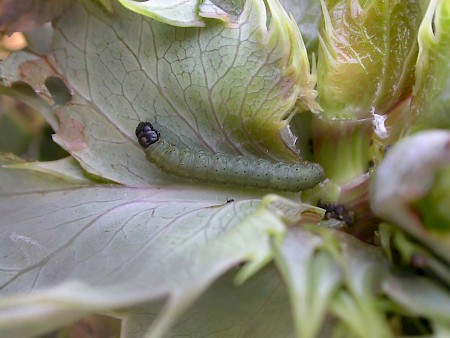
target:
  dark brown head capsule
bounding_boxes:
[136,122,160,148]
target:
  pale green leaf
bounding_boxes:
[412,0,450,130]
[274,228,342,338]
[3,156,93,183]
[116,0,206,27]
[199,0,233,23]
[0,155,304,337]
[274,225,393,338]
[317,0,422,119]
[124,266,296,338]
[279,0,322,51]
[327,232,391,338]
[379,224,450,286]
[371,130,450,265]
[117,0,234,26]
[1,0,318,186]
[383,273,450,323]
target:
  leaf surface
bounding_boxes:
[0,153,301,337]
[1,0,319,186]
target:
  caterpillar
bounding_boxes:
[136,122,324,192]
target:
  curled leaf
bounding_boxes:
[371,130,450,263]
[116,0,207,27]
[412,0,450,130]
[317,0,422,119]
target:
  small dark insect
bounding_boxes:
[135,122,325,192]
[318,200,355,226]
[226,198,235,203]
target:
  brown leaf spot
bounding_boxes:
[18,59,58,101]
[54,110,86,152]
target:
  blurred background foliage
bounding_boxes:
[0,33,67,161]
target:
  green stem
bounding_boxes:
[312,116,373,185]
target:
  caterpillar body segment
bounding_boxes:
[136,122,324,192]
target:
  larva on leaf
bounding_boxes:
[136,122,324,192]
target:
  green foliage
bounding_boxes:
[415,167,450,232]
[318,0,422,119]
[412,0,450,130]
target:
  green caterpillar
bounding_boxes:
[136,122,324,192]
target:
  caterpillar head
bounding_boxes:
[136,122,160,148]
